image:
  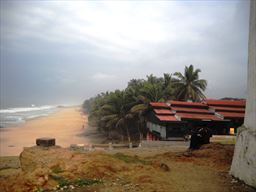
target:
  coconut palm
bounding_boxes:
[162,73,175,100]
[99,90,136,142]
[130,101,148,141]
[173,65,207,102]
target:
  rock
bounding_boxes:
[24,168,50,187]
[231,179,238,183]
[19,146,71,172]
[69,185,75,189]
[160,163,170,172]
[183,151,192,157]
[152,161,170,172]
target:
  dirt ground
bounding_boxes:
[0,143,255,192]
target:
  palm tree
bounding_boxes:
[100,90,135,142]
[173,65,207,102]
[162,73,175,100]
[137,75,165,102]
[129,93,151,141]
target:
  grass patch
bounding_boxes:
[113,153,149,164]
[51,166,64,174]
[73,178,101,186]
[50,174,102,188]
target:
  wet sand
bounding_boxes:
[0,107,90,156]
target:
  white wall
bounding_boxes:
[230,1,256,187]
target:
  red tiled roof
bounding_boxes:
[168,100,207,107]
[150,102,169,108]
[171,107,213,114]
[154,109,175,115]
[210,106,245,113]
[176,113,222,121]
[217,112,245,118]
[204,99,246,107]
[156,115,178,121]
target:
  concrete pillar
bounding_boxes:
[230,0,256,187]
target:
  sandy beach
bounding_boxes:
[0,107,90,156]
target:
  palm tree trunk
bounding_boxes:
[108,126,110,139]
[137,121,142,141]
[125,124,131,142]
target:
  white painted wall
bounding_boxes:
[245,0,256,130]
[147,121,166,138]
[230,1,256,188]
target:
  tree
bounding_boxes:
[162,73,175,100]
[83,66,208,141]
[99,90,135,142]
[173,65,207,102]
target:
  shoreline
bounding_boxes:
[0,107,100,156]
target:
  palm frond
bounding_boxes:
[130,104,148,113]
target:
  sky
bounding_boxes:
[0,0,250,108]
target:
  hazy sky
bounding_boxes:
[0,0,250,108]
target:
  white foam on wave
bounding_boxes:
[0,105,56,113]
[26,114,48,119]
[0,105,59,128]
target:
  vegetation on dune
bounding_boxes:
[83,65,207,141]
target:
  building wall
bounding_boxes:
[166,124,187,138]
[230,1,256,187]
[147,121,166,138]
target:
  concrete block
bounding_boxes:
[36,137,55,147]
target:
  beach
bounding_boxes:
[0,107,90,156]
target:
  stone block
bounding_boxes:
[36,137,55,147]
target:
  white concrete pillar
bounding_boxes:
[245,0,256,130]
[230,0,256,187]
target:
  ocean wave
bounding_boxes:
[0,105,56,113]
[0,105,59,128]
[26,114,48,120]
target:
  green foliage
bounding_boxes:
[50,175,69,187]
[73,178,101,186]
[51,166,64,174]
[173,65,207,102]
[83,65,207,140]
[51,175,101,188]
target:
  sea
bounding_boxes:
[0,105,60,128]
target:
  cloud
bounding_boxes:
[92,73,116,81]
[0,0,250,107]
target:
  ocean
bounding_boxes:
[0,105,60,128]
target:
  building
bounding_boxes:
[146,102,187,140]
[146,99,245,140]
[203,99,246,133]
[167,100,229,135]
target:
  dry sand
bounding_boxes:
[0,107,90,156]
